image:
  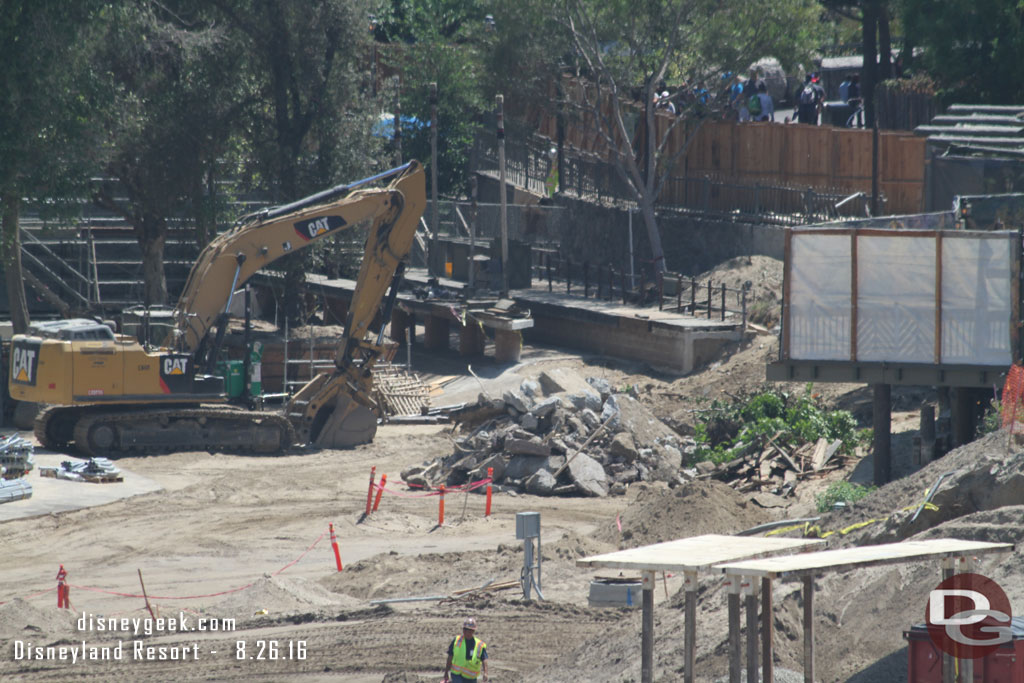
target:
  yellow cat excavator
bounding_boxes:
[8,161,426,456]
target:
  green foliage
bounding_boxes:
[815,481,876,513]
[691,384,860,465]
[900,0,1024,104]
[977,399,1002,438]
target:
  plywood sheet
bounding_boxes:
[715,539,1013,579]
[576,534,822,572]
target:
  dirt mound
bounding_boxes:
[806,430,1024,546]
[0,598,79,640]
[206,574,360,621]
[594,480,774,547]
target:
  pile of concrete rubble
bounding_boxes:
[401,368,693,497]
[0,434,35,503]
[40,457,122,483]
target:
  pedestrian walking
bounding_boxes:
[443,617,489,682]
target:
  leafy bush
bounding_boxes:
[977,399,1002,438]
[815,481,876,512]
[690,384,860,465]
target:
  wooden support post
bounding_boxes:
[641,571,655,683]
[547,255,552,292]
[691,276,697,313]
[424,314,450,351]
[873,383,892,485]
[762,577,773,683]
[803,576,815,683]
[459,320,485,356]
[677,275,683,313]
[721,283,727,321]
[941,559,955,683]
[745,578,759,683]
[707,280,713,319]
[684,571,698,683]
[728,576,742,683]
[390,307,411,344]
[920,404,936,465]
[494,329,521,363]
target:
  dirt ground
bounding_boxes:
[0,255,1014,682]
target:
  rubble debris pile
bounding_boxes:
[706,435,848,496]
[0,435,35,503]
[40,458,123,483]
[0,435,35,480]
[401,368,690,497]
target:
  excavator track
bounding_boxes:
[34,406,84,452]
[70,407,294,458]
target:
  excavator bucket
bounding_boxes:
[313,392,378,449]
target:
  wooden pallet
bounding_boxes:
[374,365,431,417]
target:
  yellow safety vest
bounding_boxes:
[451,635,486,679]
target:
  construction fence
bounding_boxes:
[516,80,927,218]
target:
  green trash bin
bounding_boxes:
[248,342,263,398]
[216,360,245,398]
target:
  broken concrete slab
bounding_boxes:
[525,469,558,496]
[504,455,562,481]
[567,452,608,497]
[609,432,639,462]
[505,439,552,457]
[502,390,533,414]
[538,367,597,397]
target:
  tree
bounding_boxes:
[0,2,107,331]
[91,2,245,306]
[560,0,825,273]
[820,0,899,128]
[211,0,379,322]
[373,0,490,194]
[898,0,1024,103]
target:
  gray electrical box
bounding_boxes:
[516,511,540,539]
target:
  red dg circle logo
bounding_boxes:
[926,572,1013,659]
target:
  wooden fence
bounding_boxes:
[532,78,927,215]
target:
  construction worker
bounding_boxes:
[443,617,489,682]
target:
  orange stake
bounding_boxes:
[365,466,376,516]
[329,523,343,572]
[56,565,67,609]
[485,467,493,517]
[373,474,387,512]
[438,484,445,526]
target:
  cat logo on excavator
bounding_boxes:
[294,215,346,241]
[10,342,40,386]
[163,357,189,376]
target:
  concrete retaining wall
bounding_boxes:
[476,173,784,276]
[520,299,741,374]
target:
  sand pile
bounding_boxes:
[206,575,361,621]
[0,598,79,640]
[594,479,775,547]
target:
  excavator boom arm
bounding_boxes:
[169,161,425,353]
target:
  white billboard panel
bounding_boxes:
[788,233,851,360]
[941,236,1013,365]
[787,230,1015,367]
[856,236,935,363]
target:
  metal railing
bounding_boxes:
[531,250,750,325]
[476,129,884,224]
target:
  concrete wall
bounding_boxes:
[476,172,785,277]
[521,299,741,373]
